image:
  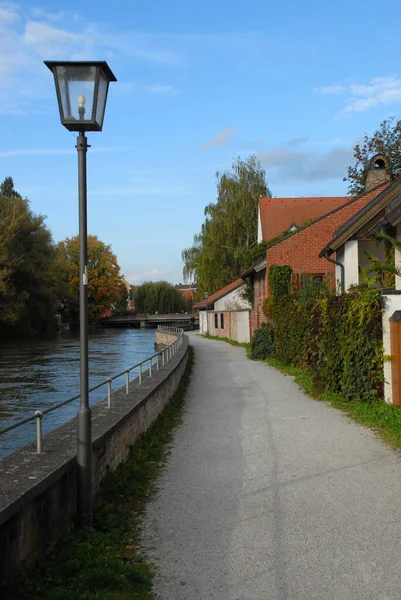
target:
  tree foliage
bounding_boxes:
[112,282,130,315]
[0,177,59,334]
[56,235,124,322]
[134,281,186,314]
[344,117,401,196]
[182,155,270,298]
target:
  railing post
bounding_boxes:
[139,363,142,385]
[156,353,159,371]
[162,350,165,366]
[35,411,43,454]
[107,378,112,408]
[125,370,129,394]
[149,358,152,378]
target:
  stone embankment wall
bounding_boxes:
[0,331,188,578]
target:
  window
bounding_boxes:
[214,313,218,328]
[220,313,224,329]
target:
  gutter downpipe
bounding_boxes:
[323,251,345,293]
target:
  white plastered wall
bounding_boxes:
[257,203,263,243]
[382,293,401,403]
[214,286,251,311]
[236,311,251,343]
[199,310,207,334]
[344,240,359,291]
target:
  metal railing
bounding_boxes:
[0,327,184,456]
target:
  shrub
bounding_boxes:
[249,323,275,360]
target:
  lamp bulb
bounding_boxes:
[78,95,86,107]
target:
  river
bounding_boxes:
[0,328,156,459]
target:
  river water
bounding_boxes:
[0,328,156,459]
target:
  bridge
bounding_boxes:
[98,313,199,330]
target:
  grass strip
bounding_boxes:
[199,333,249,349]
[1,346,194,600]
[265,356,401,450]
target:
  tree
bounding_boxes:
[182,155,270,298]
[56,235,124,322]
[112,282,129,315]
[0,177,59,334]
[344,117,401,196]
[134,281,186,314]
[0,176,22,199]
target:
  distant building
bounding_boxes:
[175,283,196,303]
[193,278,251,343]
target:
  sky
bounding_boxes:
[1,0,401,285]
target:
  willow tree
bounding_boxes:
[134,281,186,314]
[182,155,270,297]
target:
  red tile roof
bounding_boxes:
[193,278,244,309]
[259,196,350,241]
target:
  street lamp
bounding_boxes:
[203,291,209,336]
[45,61,117,527]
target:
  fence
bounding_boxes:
[0,326,184,456]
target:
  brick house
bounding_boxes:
[244,163,391,337]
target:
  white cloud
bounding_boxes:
[202,127,239,149]
[145,84,176,95]
[24,21,85,56]
[285,137,308,147]
[0,3,183,114]
[259,145,354,183]
[315,84,347,95]
[315,76,401,112]
[30,7,65,22]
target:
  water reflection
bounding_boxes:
[0,328,156,458]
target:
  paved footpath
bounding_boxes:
[141,334,401,600]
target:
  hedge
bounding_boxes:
[251,288,384,402]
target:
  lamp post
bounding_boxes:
[45,61,117,527]
[204,291,209,336]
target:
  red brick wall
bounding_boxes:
[265,190,381,296]
[250,270,267,338]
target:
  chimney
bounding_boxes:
[364,154,391,192]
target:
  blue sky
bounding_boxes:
[1,0,401,285]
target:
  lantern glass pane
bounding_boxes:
[55,65,96,123]
[95,71,109,128]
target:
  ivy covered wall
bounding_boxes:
[252,264,385,402]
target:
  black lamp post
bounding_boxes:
[45,61,117,527]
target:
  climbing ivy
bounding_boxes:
[268,265,292,297]
[264,287,384,402]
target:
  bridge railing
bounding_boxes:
[0,328,184,457]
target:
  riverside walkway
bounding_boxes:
[141,333,401,599]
